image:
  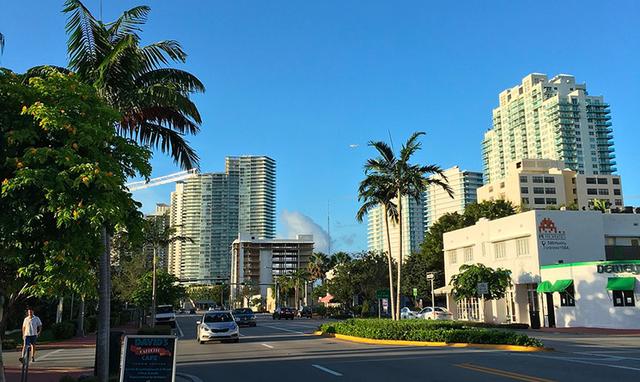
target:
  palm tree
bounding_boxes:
[60,2,204,377]
[290,269,311,309]
[307,252,330,284]
[364,132,452,320]
[357,172,399,319]
[330,252,352,268]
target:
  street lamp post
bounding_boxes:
[426,272,435,315]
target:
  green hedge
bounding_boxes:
[320,319,543,347]
[2,339,18,350]
[51,321,76,340]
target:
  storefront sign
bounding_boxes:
[597,263,640,275]
[538,218,569,251]
[120,335,177,382]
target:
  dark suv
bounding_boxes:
[272,307,295,320]
[298,306,312,319]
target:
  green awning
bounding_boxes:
[536,281,554,293]
[551,279,573,292]
[606,277,636,291]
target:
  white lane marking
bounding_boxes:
[37,349,63,361]
[262,325,304,334]
[176,372,204,382]
[514,353,640,372]
[176,320,184,338]
[261,343,274,349]
[312,364,343,376]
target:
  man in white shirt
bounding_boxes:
[20,307,42,364]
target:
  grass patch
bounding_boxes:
[320,319,543,347]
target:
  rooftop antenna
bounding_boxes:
[99,0,103,21]
[387,129,395,150]
[327,200,331,256]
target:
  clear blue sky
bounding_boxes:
[2,1,639,253]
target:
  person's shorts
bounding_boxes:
[24,335,37,346]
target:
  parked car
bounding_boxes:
[417,307,453,320]
[272,307,295,320]
[400,307,419,319]
[196,311,240,344]
[232,308,257,327]
[298,306,312,318]
[154,305,176,328]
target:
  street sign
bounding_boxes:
[426,273,435,280]
[376,289,390,299]
[412,287,418,297]
[120,335,177,382]
[476,282,489,295]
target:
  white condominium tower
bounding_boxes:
[367,195,424,261]
[168,156,276,283]
[482,73,615,184]
[424,166,483,229]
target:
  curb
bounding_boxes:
[313,331,552,352]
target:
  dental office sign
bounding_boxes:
[538,218,569,251]
[597,263,640,275]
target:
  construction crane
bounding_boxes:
[125,169,199,192]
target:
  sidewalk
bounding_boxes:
[533,327,640,335]
[5,366,92,382]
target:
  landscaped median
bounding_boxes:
[316,319,549,352]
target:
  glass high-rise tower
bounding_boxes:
[482,73,615,184]
[168,156,276,283]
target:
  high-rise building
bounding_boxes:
[168,156,276,283]
[477,158,623,210]
[367,195,424,261]
[482,73,615,184]
[424,166,483,229]
[144,203,171,270]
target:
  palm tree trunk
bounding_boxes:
[396,191,403,322]
[383,205,396,320]
[0,294,6,382]
[151,247,157,328]
[96,226,111,381]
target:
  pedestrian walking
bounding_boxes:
[19,307,42,364]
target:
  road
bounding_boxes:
[4,314,640,381]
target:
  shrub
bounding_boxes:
[312,305,326,317]
[2,339,17,350]
[84,315,98,333]
[319,319,543,347]
[51,321,76,340]
[137,326,172,335]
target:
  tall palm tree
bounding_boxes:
[61,2,204,378]
[308,252,330,284]
[357,172,399,319]
[365,132,452,320]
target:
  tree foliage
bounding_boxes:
[326,251,391,307]
[132,271,185,308]
[450,264,512,301]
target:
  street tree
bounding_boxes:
[132,271,185,309]
[450,264,512,301]
[0,68,150,382]
[307,252,331,284]
[363,132,452,319]
[462,200,517,225]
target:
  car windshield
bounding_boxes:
[420,308,432,313]
[435,307,449,313]
[204,313,233,323]
[233,308,252,314]
[156,306,173,314]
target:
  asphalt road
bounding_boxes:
[4,315,640,381]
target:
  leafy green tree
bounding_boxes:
[419,212,466,287]
[0,68,150,380]
[450,264,512,301]
[325,251,390,309]
[186,285,228,304]
[132,271,185,309]
[592,199,608,212]
[362,132,452,319]
[462,200,517,225]
[330,252,352,267]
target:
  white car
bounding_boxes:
[400,307,419,319]
[154,305,176,328]
[196,311,240,344]
[417,307,453,320]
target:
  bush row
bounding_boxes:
[320,319,543,347]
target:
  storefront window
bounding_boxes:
[613,290,635,307]
[560,285,575,307]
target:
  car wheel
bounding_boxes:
[234,338,239,343]
[252,323,257,327]
[199,340,205,344]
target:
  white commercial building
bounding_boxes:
[424,166,483,229]
[443,210,640,329]
[230,234,314,312]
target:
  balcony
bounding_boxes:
[605,246,640,261]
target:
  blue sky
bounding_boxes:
[2,1,639,253]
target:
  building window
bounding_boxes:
[546,198,557,205]
[545,187,556,194]
[544,176,555,183]
[612,178,620,185]
[598,189,609,196]
[597,178,608,185]
[560,285,576,307]
[447,250,457,264]
[533,187,544,194]
[613,290,635,307]
[521,187,529,194]
[516,238,529,256]
[586,178,596,184]
[615,199,623,206]
[534,198,545,204]
[587,188,597,195]
[520,176,528,183]
[463,247,473,263]
[532,176,543,183]
[614,189,621,196]
[494,242,506,259]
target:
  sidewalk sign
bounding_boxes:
[120,335,177,382]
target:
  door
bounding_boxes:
[545,293,555,328]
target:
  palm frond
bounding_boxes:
[136,84,203,124]
[64,0,106,75]
[139,41,187,72]
[106,5,150,42]
[400,131,425,162]
[125,106,200,136]
[135,68,205,94]
[129,122,199,170]
[368,140,396,164]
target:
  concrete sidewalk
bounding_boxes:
[5,366,92,382]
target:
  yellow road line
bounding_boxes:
[455,363,555,382]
